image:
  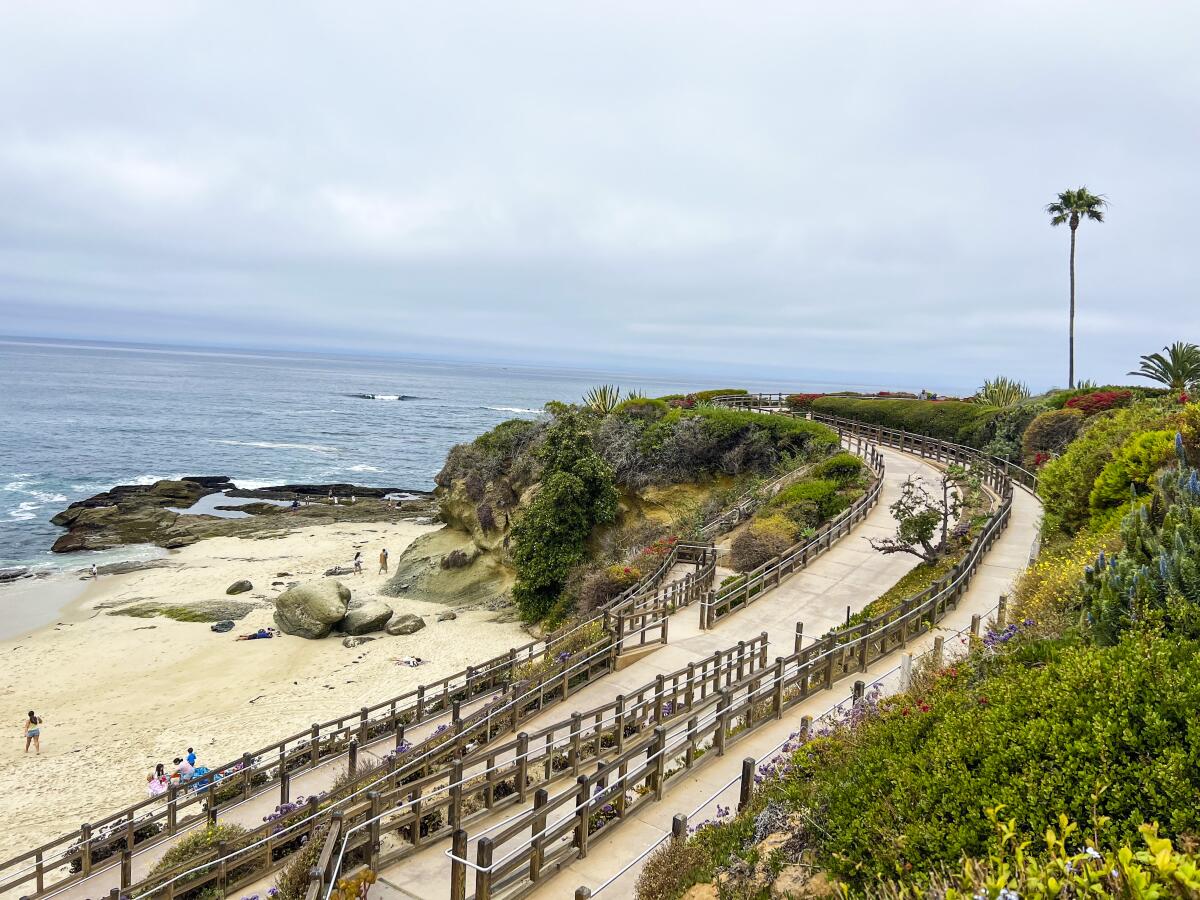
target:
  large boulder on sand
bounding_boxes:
[226,579,253,595]
[386,614,426,636]
[339,600,394,635]
[274,581,351,639]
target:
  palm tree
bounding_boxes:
[1129,342,1200,394]
[1046,187,1108,389]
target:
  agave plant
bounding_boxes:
[974,376,1031,408]
[583,384,622,415]
[1129,342,1200,394]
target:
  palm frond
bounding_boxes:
[1128,342,1200,393]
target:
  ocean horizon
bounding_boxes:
[0,337,893,573]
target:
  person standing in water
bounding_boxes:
[89,563,98,579]
[24,711,42,754]
[379,548,389,574]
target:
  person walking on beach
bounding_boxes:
[24,711,42,754]
[353,551,363,575]
[379,548,389,574]
[89,563,98,579]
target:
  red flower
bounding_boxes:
[918,702,931,713]
[1065,389,1132,415]
[1179,392,1190,405]
[900,707,910,717]
[978,696,989,705]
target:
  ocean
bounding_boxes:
[0,338,779,572]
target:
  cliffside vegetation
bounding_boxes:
[637,388,1200,899]
[396,390,840,623]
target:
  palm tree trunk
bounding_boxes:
[1069,223,1077,389]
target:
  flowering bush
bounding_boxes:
[1065,388,1133,415]
[785,393,822,411]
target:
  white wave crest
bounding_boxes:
[486,406,541,415]
[347,464,382,473]
[217,440,339,454]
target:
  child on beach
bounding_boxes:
[24,711,42,754]
[186,748,197,767]
[173,756,194,780]
[353,551,363,575]
[379,548,389,573]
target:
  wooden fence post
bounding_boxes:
[449,757,464,827]
[652,727,667,800]
[853,680,865,705]
[997,594,1008,628]
[450,829,468,900]
[794,622,804,654]
[280,766,291,806]
[574,776,591,858]
[242,752,254,801]
[715,691,730,756]
[970,614,981,638]
[772,657,785,718]
[348,739,358,776]
[359,706,369,744]
[575,888,592,900]
[672,813,688,840]
[932,635,944,669]
[800,715,812,740]
[167,783,178,833]
[475,836,494,900]
[900,653,913,691]
[310,723,320,768]
[368,791,382,868]
[738,757,756,812]
[516,733,530,802]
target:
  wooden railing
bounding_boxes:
[117,636,771,900]
[713,393,1039,494]
[428,406,1020,900]
[700,433,885,628]
[0,403,836,900]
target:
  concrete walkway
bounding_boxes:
[538,486,1041,899]
[371,445,951,899]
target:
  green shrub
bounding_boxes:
[769,478,845,524]
[1088,429,1176,514]
[1021,407,1084,466]
[811,397,1002,449]
[772,633,1200,888]
[1038,402,1179,536]
[510,412,619,621]
[613,396,669,419]
[808,451,864,485]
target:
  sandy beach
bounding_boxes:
[0,518,529,861]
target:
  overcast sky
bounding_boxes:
[1,2,1197,392]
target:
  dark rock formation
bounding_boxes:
[226,579,253,595]
[0,567,30,583]
[48,477,437,553]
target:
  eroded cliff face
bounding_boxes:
[380,475,726,610]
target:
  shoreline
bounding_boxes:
[0,515,528,861]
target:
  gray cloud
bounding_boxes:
[1,1,1198,392]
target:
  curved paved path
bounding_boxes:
[538,482,1042,899]
[370,445,951,898]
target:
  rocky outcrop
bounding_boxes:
[340,600,394,635]
[274,581,352,639]
[0,567,30,583]
[385,614,426,636]
[226,579,253,595]
[49,478,437,553]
